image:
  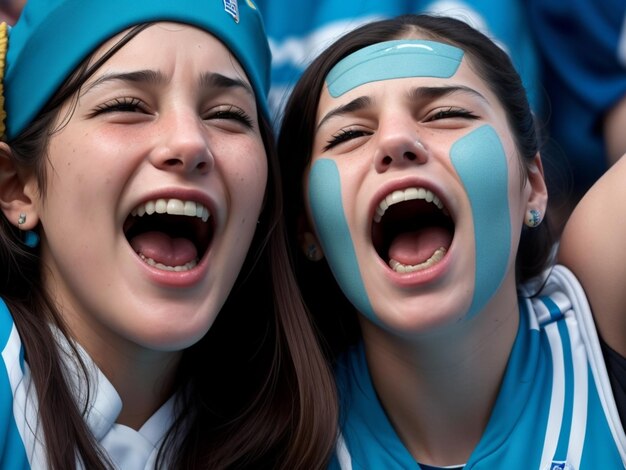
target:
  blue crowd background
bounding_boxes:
[2,0,625,226]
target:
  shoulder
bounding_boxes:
[558,155,626,356]
[0,297,16,349]
[0,296,24,395]
[0,297,31,468]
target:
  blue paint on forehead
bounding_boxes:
[325,39,464,98]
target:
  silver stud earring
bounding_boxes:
[18,213,26,225]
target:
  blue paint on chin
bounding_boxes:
[450,125,512,317]
[308,159,376,320]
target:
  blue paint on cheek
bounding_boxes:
[308,159,376,319]
[450,125,512,318]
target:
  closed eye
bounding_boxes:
[207,105,253,129]
[426,107,478,121]
[92,97,146,115]
[324,128,371,151]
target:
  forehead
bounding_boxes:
[89,22,241,71]
[317,53,497,122]
[325,39,465,98]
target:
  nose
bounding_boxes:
[150,109,213,175]
[373,119,428,173]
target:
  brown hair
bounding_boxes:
[277,14,556,359]
[1,24,337,469]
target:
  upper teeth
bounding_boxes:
[130,198,210,222]
[374,187,444,223]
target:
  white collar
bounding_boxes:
[55,331,178,468]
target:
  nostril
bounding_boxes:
[196,162,208,171]
[405,152,417,161]
[164,158,183,167]
[382,155,393,166]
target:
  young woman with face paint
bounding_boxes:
[278,14,626,469]
[0,1,337,468]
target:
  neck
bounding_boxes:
[70,327,181,430]
[98,345,180,430]
[360,291,520,465]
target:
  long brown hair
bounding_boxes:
[277,14,556,359]
[1,24,337,469]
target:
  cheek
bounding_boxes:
[307,159,376,319]
[450,125,512,317]
[230,142,268,209]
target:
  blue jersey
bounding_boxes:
[0,298,177,469]
[527,0,626,194]
[329,265,626,469]
[255,0,541,121]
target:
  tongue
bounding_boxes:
[388,226,451,266]
[130,231,198,267]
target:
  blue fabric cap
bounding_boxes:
[4,0,271,140]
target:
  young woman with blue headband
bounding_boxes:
[278,14,626,469]
[0,1,337,468]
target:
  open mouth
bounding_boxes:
[372,187,454,274]
[123,198,213,272]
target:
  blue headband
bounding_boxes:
[2,0,271,140]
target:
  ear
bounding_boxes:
[296,214,324,261]
[524,152,548,224]
[0,142,40,230]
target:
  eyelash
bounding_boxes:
[93,97,144,114]
[92,100,253,128]
[210,106,253,128]
[427,107,478,121]
[324,129,371,151]
[323,107,478,151]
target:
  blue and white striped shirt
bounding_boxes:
[330,265,626,469]
[0,299,177,469]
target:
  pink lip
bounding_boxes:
[132,250,212,288]
[376,244,454,288]
[369,176,455,287]
[125,187,218,288]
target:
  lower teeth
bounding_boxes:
[138,253,198,272]
[389,247,447,273]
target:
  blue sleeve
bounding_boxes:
[0,299,31,469]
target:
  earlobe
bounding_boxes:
[524,153,548,226]
[297,215,324,261]
[301,231,324,261]
[0,142,40,230]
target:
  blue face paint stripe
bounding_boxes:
[450,125,511,317]
[308,159,376,320]
[326,40,464,98]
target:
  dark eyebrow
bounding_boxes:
[407,85,488,103]
[199,72,254,96]
[85,70,167,93]
[83,70,253,96]
[317,96,372,131]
